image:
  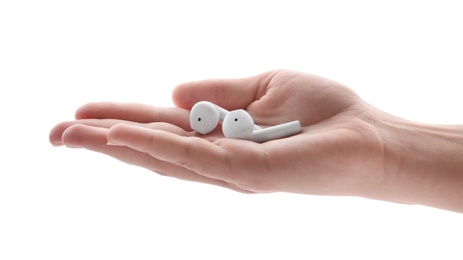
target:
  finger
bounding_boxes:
[50,119,125,146]
[49,118,189,146]
[61,124,248,192]
[75,102,191,130]
[107,124,235,183]
[172,70,282,110]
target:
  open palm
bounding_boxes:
[50,70,385,197]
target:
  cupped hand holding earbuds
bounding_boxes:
[49,70,463,213]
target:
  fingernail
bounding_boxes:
[107,141,126,146]
[64,143,82,149]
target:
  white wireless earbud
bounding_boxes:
[190,101,228,135]
[221,109,255,139]
[222,109,302,143]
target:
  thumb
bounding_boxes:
[171,70,281,111]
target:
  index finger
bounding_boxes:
[75,102,191,130]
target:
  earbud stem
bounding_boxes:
[251,121,302,143]
[216,106,229,120]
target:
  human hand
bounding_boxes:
[49,70,387,197]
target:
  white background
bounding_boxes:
[1,1,462,259]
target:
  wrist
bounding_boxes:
[375,114,463,212]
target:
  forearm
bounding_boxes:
[378,116,463,212]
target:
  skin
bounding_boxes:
[49,70,463,213]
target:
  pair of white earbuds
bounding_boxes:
[189,101,301,143]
